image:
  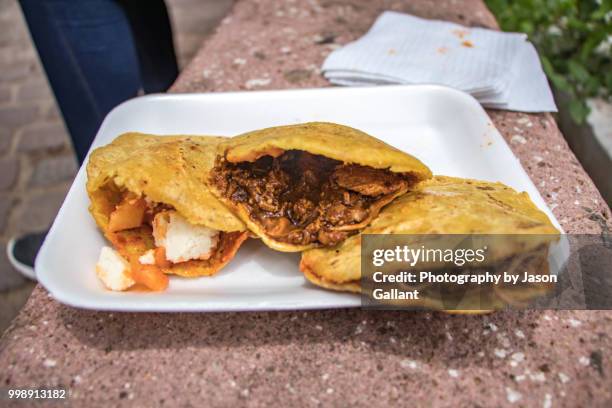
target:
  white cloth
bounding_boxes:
[322,11,557,112]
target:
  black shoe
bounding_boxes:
[6,231,48,281]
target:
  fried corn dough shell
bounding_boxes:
[87,132,247,277]
[223,122,433,176]
[212,122,432,252]
[300,175,559,291]
[87,132,245,232]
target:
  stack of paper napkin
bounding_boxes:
[322,11,557,112]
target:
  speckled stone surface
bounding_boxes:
[1,1,611,407]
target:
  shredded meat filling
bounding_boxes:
[213,150,414,246]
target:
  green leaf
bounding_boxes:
[550,72,573,94]
[569,99,590,124]
[605,71,612,91]
[568,60,591,82]
[519,20,535,34]
[485,0,610,124]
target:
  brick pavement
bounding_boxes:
[0,0,234,331]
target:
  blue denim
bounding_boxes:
[19,0,178,163]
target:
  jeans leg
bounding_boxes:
[118,0,179,93]
[19,0,142,163]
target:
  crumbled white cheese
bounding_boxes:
[96,247,134,291]
[138,249,155,265]
[152,211,219,263]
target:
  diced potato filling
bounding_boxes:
[108,195,146,232]
[129,260,169,292]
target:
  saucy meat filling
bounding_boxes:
[213,150,415,246]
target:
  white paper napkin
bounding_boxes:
[322,11,557,112]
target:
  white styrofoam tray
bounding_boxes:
[35,85,561,311]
